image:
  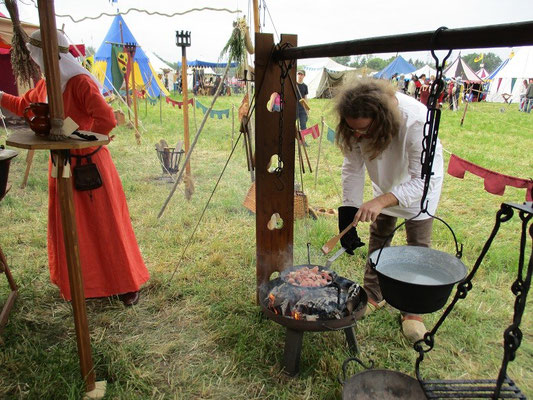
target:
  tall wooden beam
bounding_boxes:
[275,21,533,61]
[255,33,297,293]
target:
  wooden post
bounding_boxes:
[181,50,191,180]
[255,33,297,295]
[125,44,140,144]
[315,116,325,188]
[119,21,131,121]
[0,244,18,334]
[56,151,95,391]
[37,1,63,138]
[20,150,34,188]
[252,0,260,33]
[159,94,162,124]
[231,104,235,150]
[36,1,97,393]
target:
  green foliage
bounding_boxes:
[332,56,352,66]
[408,58,425,69]
[366,57,389,70]
[0,96,531,399]
[462,52,503,74]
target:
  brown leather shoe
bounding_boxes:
[119,291,140,306]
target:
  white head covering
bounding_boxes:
[27,29,102,92]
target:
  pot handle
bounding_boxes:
[370,211,463,270]
[338,357,374,385]
[23,105,33,123]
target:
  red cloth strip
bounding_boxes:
[69,44,85,57]
[166,97,194,109]
[300,124,320,140]
[447,154,533,201]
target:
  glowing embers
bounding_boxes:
[267,213,283,230]
[262,270,362,321]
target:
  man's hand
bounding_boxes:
[353,193,399,226]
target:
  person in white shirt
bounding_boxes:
[334,78,443,343]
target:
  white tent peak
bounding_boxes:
[486,46,533,103]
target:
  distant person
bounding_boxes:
[418,74,430,106]
[296,70,309,129]
[519,79,528,111]
[0,29,149,306]
[334,79,443,343]
[397,74,406,93]
[407,75,417,97]
[414,75,422,99]
[454,77,463,109]
[448,78,457,110]
[296,69,310,145]
[526,78,533,113]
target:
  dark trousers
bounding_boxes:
[297,107,308,130]
[364,214,434,303]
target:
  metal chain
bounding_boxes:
[419,27,452,212]
[274,42,295,190]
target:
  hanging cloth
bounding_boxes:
[447,154,533,201]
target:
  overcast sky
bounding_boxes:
[2,0,532,67]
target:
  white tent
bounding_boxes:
[476,67,490,79]
[443,56,482,82]
[412,64,436,78]
[145,51,175,91]
[299,58,356,98]
[486,46,533,103]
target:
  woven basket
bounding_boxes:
[243,182,308,219]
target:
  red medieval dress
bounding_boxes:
[1,75,149,300]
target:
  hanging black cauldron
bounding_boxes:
[369,246,467,314]
[0,147,18,199]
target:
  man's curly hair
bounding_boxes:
[335,79,401,160]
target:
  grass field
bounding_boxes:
[0,93,532,399]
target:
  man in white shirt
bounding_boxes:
[334,79,443,343]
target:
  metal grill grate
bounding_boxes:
[422,377,526,399]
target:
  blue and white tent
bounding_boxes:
[374,56,416,80]
[93,15,169,98]
[486,47,533,103]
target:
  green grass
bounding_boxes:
[0,94,532,399]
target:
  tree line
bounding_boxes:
[332,52,502,75]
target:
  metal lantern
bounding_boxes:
[175,30,191,48]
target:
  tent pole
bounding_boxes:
[119,21,131,121]
[124,43,140,144]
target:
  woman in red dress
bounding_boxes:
[0,30,149,305]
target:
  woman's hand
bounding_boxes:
[353,193,399,226]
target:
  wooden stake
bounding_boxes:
[20,149,34,188]
[181,49,192,188]
[125,44,140,144]
[314,116,324,188]
[119,22,131,121]
[36,1,98,393]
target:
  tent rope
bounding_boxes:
[24,1,241,23]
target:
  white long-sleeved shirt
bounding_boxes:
[341,92,443,220]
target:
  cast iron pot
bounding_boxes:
[369,246,467,314]
[0,147,18,199]
[340,358,427,400]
